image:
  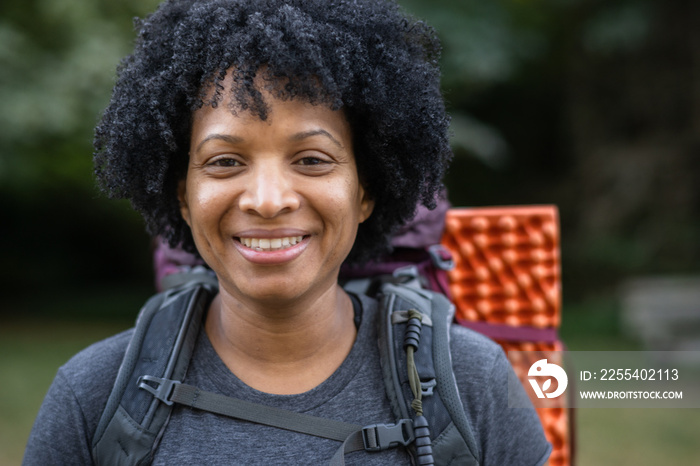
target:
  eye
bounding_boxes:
[297,156,326,166]
[209,156,242,167]
[202,154,245,170]
[199,154,245,177]
[293,154,335,176]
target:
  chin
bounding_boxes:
[226,276,322,304]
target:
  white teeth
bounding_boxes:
[239,236,304,251]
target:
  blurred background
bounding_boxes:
[1,0,699,464]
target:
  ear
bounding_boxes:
[358,185,375,224]
[177,178,192,227]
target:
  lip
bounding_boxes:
[232,229,311,265]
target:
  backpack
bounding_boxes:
[91,265,479,466]
[95,203,571,465]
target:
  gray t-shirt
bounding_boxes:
[24,294,551,465]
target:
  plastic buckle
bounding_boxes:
[393,265,421,280]
[428,244,454,271]
[137,375,180,406]
[392,265,425,290]
[362,419,415,452]
[421,378,437,397]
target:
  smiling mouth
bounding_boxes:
[237,236,306,251]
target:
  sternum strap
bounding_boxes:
[138,375,415,463]
[140,376,361,441]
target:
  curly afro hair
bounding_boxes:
[94,0,452,264]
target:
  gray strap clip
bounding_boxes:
[428,244,454,271]
[362,419,415,452]
[137,375,180,406]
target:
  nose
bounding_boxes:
[238,163,301,218]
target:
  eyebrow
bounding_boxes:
[194,128,344,153]
[289,129,343,148]
[194,134,244,153]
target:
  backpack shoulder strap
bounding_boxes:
[92,281,216,466]
[376,278,481,465]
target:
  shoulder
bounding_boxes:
[58,329,133,404]
[23,329,133,464]
[447,324,513,391]
[354,290,551,465]
[55,329,133,413]
[62,329,133,375]
[63,329,134,429]
[447,324,552,466]
[448,323,503,367]
[446,324,507,423]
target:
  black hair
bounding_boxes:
[94,0,452,263]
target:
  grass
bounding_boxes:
[576,408,700,465]
[2,295,699,465]
[559,296,643,351]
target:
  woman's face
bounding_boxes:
[179,92,374,307]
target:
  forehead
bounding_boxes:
[190,88,352,151]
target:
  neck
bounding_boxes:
[205,283,357,394]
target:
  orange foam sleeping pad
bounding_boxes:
[441,205,571,466]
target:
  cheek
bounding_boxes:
[186,180,233,229]
[318,177,366,231]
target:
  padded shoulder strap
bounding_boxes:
[377,281,480,465]
[92,281,216,466]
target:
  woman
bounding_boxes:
[24,0,551,464]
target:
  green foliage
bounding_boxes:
[0,0,657,192]
[1,0,696,310]
[581,1,653,55]
[399,0,552,94]
[1,1,161,309]
[0,0,161,191]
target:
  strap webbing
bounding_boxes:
[456,318,559,343]
[165,380,362,441]
[138,375,416,464]
[329,430,365,466]
[328,421,416,466]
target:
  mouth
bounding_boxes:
[237,235,306,252]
